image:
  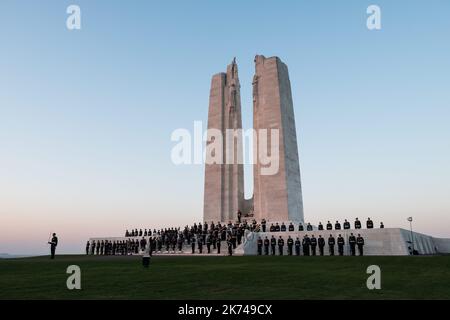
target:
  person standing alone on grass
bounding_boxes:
[48,233,58,259]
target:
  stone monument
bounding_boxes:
[203,55,304,223]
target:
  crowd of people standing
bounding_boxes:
[85,216,381,256]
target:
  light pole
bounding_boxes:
[407,217,414,255]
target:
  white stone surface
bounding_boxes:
[240,228,450,256]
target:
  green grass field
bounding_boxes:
[1,255,449,299]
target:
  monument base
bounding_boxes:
[241,228,450,256]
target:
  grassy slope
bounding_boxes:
[0,255,449,299]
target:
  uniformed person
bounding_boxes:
[206,234,212,254]
[366,218,374,229]
[380,222,384,229]
[295,237,301,256]
[277,236,285,256]
[354,218,362,229]
[326,221,332,230]
[298,223,304,231]
[191,235,196,254]
[198,236,203,254]
[310,235,317,256]
[356,234,365,256]
[270,235,276,255]
[337,234,345,256]
[349,233,356,256]
[91,240,95,255]
[280,223,287,232]
[227,235,233,256]
[306,223,313,231]
[343,219,351,230]
[318,222,323,231]
[263,236,270,255]
[318,235,325,256]
[287,236,294,256]
[177,236,183,252]
[85,241,90,255]
[257,237,263,255]
[302,235,310,256]
[261,219,267,232]
[275,223,281,232]
[216,237,221,254]
[335,221,341,230]
[328,234,336,256]
[48,233,58,259]
[288,222,294,232]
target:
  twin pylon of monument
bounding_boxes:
[203,55,304,224]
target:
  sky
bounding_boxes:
[0,0,449,255]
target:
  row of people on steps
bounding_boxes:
[124,219,261,239]
[123,217,381,242]
[268,218,382,232]
[256,233,365,256]
[87,225,243,256]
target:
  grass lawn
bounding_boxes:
[0,255,449,299]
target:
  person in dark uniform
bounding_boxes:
[302,235,310,256]
[275,223,281,232]
[269,224,275,232]
[227,235,233,256]
[349,233,357,256]
[216,237,221,254]
[337,234,345,256]
[85,241,90,255]
[48,233,58,259]
[177,236,183,252]
[261,219,267,232]
[263,236,269,255]
[270,235,276,255]
[287,236,294,256]
[343,219,350,230]
[288,222,294,232]
[380,222,384,228]
[318,235,325,256]
[366,218,374,229]
[96,241,100,255]
[356,234,365,256]
[306,223,313,231]
[257,237,263,255]
[326,221,332,230]
[280,223,287,232]
[328,234,335,256]
[100,240,105,255]
[191,235,196,254]
[206,235,212,254]
[335,221,341,230]
[318,222,323,231]
[310,235,317,256]
[298,223,304,231]
[237,210,242,223]
[295,237,301,256]
[198,235,203,254]
[354,218,361,229]
[277,236,284,256]
[91,240,95,255]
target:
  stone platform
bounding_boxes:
[241,228,450,256]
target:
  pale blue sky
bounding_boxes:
[1,0,449,255]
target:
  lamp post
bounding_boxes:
[407,217,414,255]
